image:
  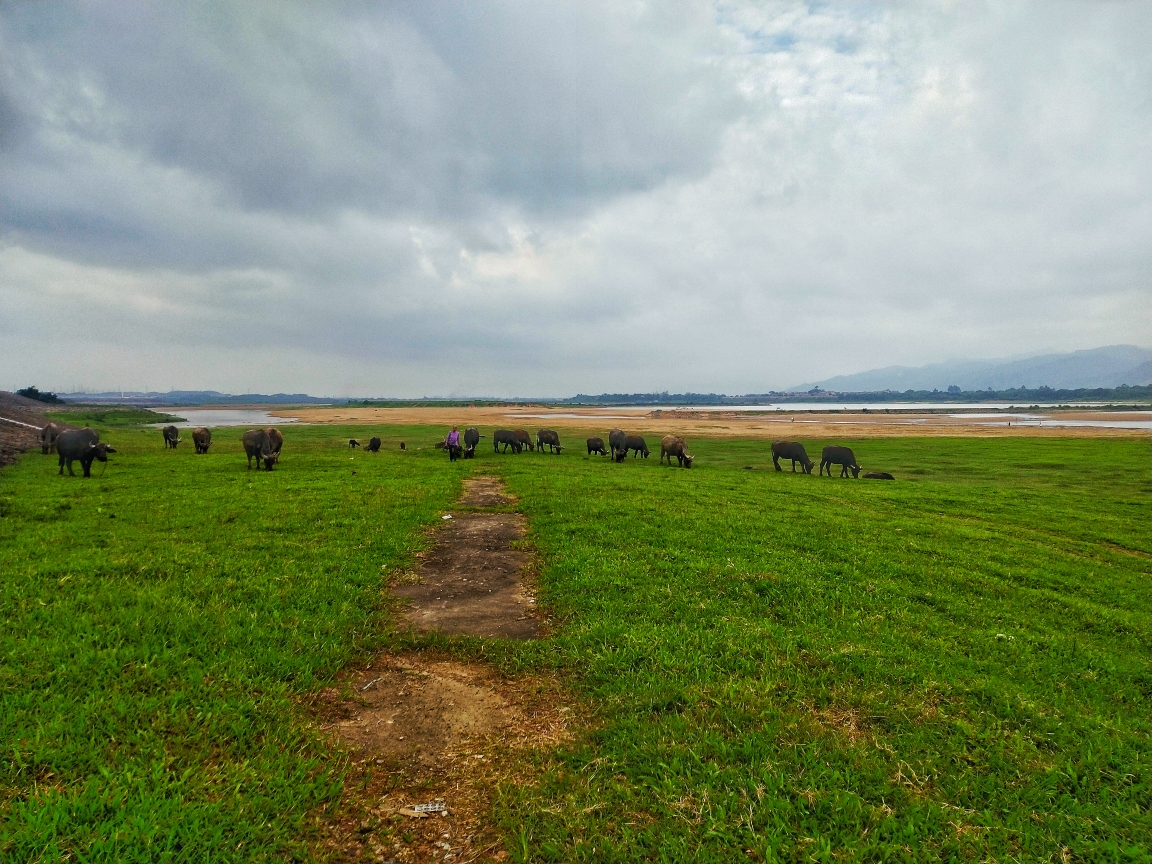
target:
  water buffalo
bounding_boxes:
[367,437,382,452]
[660,435,693,468]
[493,429,522,453]
[242,429,276,470]
[771,441,813,473]
[625,435,650,458]
[537,429,562,453]
[398,441,405,451]
[40,422,62,455]
[863,471,894,480]
[162,425,181,449]
[192,427,212,454]
[587,436,607,456]
[513,429,535,452]
[349,439,360,448]
[56,428,116,477]
[820,445,859,478]
[608,429,628,462]
[463,427,482,458]
[265,428,284,463]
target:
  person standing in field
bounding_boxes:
[446,426,462,462]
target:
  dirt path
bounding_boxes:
[391,477,539,640]
[312,476,560,861]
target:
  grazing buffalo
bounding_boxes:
[493,429,522,454]
[587,436,607,456]
[162,425,181,449]
[537,429,562,453]
[265,428,284,463]
[625,435,650,458]
[771,441,813,473]
[192,427,212,454]
[463,427,482,458]
[660,435,693,468]
[40,422,62,455]
[349,439,360,448]
[820,445,859,478]
[513,429,534,452]
[366,437,382,452]
[608,429,628,462]
[399,441,405,451]
[863,471,895,480]
[241,429,276,470]
[56,428,115,477]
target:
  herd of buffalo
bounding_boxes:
[37,420,892,480]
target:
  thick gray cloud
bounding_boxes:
[1,0,1149,397]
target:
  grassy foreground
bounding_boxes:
[1,425,1149,861]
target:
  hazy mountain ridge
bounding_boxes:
[790,346,1151,393]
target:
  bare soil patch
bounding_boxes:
[276,404,1149,439]
[392,477,538,639]
[459,476,515,507]
[311,651,575,863]
[0,391,48,468]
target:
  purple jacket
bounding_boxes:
[446,430,460,446]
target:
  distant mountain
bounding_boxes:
[790,345,1152,393]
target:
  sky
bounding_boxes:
[1,1,1150,398]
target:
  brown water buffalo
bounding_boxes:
[40,422,62,455]
[863,471,894,480]
[820,445,859,478]
[56,428,116,477]
[625,435,649,458]
[192,427,212,454]
[608,429,628,461]
[242,429,276,470]
[463,427,482,458]
[348,438,360,448]
[771,441,813,473]
[265,428,283,458]
[493,429,522,453]
[660,435,693,467]
[587,436,607,456]
[162,425,181,449]
[513,429,534,452]
[537,429,562,453]
[367,437,382,452]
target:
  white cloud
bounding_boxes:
[1,0,1149,396]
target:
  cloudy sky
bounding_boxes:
[1,1,1149,397]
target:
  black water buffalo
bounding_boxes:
[40,422,62,455]
[493,429,522,453]
[771,441,813,473]
[587,436,607,456]
[162,425,181,449]
[192,427,212,454]
[398,441,405,451]
[513,429,534,451]
[349,439,360,448]
[366,437,381,452]
[820,445,859,478]
[56,428,116,477]
[265,428,284,464]
[242,429,276,470]
[660,435,693,467]
[625,435,650,458]
[863,471,894,480]
[608,429,628,462]
[537,429,562,453]
[463,427,482,458]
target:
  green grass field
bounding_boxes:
[1,422,1149,862]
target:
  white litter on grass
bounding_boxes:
[442,515,453,520]
[412,801,448,813]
